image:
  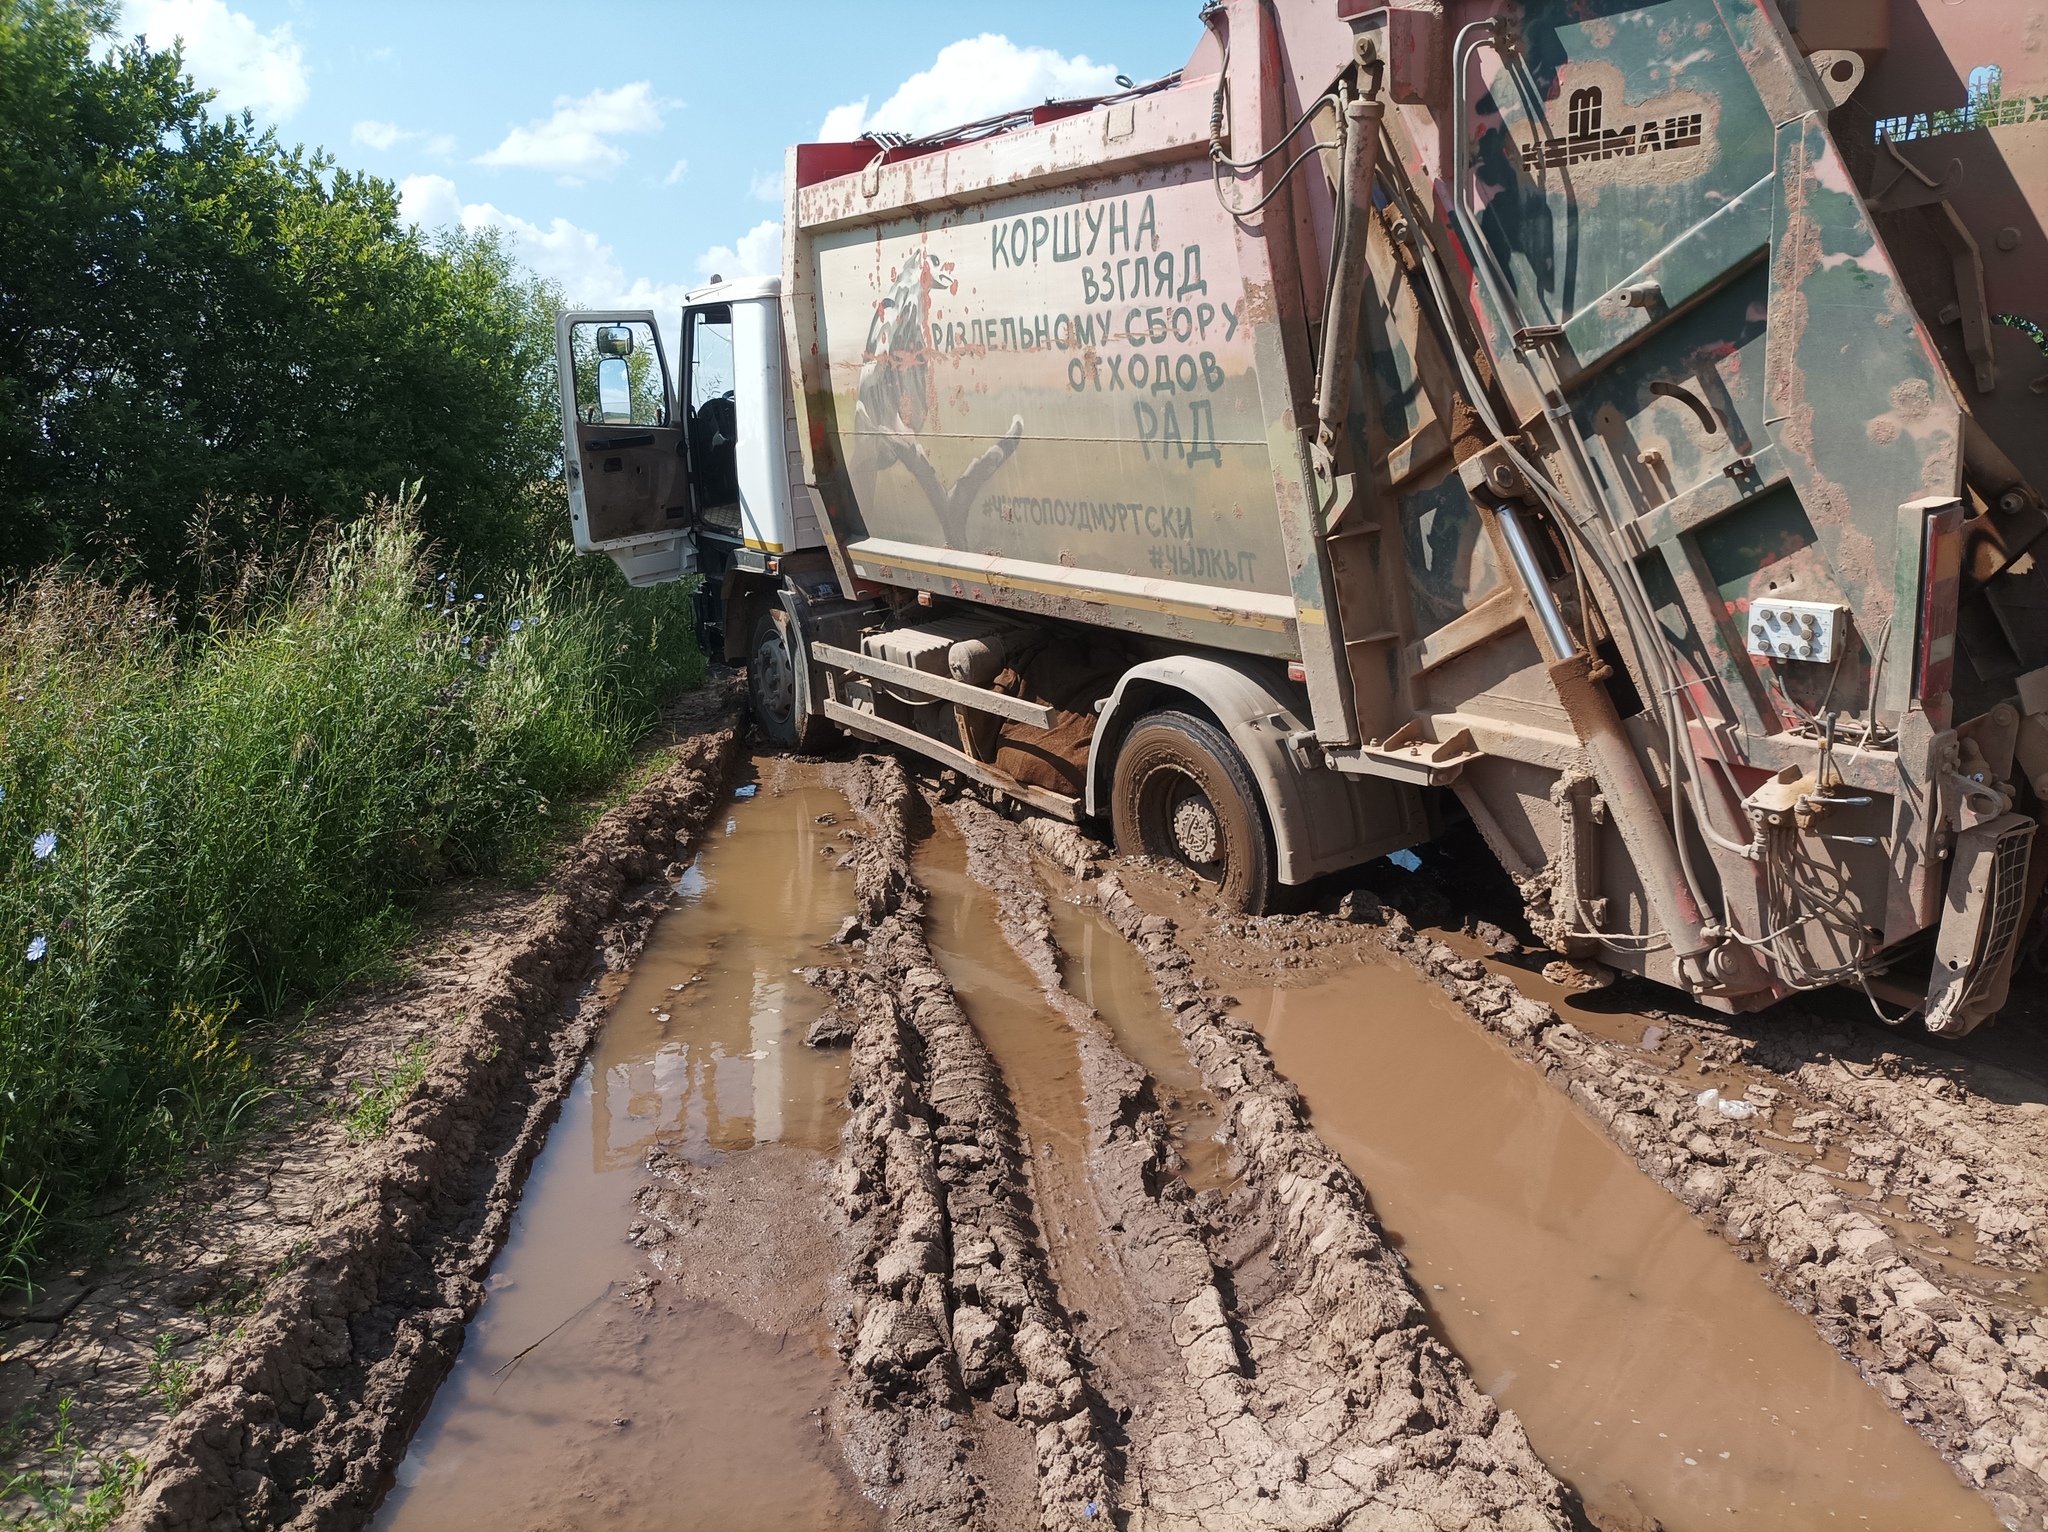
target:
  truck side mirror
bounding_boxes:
[596,325,635,358]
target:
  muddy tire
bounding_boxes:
[748,607,832,751]
[1110,709,1276,914]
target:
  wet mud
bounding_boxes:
[32,699,2037,1532]
[95,685,751,1532]
[1378,913,2048,1532]
[1043,890,1232,1196]
[1085,831,2048,1532]
[822,756,1108,1531]
[374,767,872,1532]
[945,794,1574,1529]
[1248,964,2000,1530]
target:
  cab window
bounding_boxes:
[571,321,667,426]
[684,306,739,525]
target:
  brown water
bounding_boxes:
[1431,926,2048,1309]
[920,819,1194,1389]
[918,827,1103,1278]
[1045,892,1232,1193]
[1246,949,2000,1532]
[375,773,877,1532]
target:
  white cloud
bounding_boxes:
[476,81,669,179]
[400,174,695,352]
[747,168,784,203]
[352,119,406,150]
[817,34,1120,141]
[818,99,869,142]
[663,157,690,186]
[425,133,458,158]
[694,220,782,283]
[124,0,308,121]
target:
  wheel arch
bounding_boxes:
[1087,653,1423,886]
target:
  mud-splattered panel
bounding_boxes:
[806,161,1287,601]
[1471,0,1778,339]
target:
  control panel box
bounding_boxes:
[1746,600,1846,664]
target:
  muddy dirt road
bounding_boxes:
[360,751,2037,1529]
[10,717,2042,1531]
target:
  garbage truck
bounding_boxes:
[554,0,2048,1033]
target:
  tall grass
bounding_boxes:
[0,509,702,1278]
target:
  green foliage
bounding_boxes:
[337,1037,432,1143]
[145,1334,194,1414]
[0,0,567,592]
[0,509,704,1273]
[1,1399,143,1531]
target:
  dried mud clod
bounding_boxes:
[948,801,1576,1531]
[832,756,1110,1532]
[83,682,752,1532]
[1359,901,2048,1531]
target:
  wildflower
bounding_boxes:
[25,936,46,962]
[472,593,484,602]
[31,830,56,861]
[509,619,524,634]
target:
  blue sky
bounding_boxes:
[119,0,1197,323]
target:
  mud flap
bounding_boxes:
[1923,812,2037,1036]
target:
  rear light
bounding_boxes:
[1286,661,1307,683]
[1914,501,1965,731]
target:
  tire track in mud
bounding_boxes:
[107,686,749,1532]
[992,810,1575,1531]
[834,771,1575,1530]
[827,755,1110,1532]
[1354,918,2048,1532]
[1077,832,2047,1532]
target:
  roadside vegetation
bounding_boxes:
[0,0,705,1293]
[0,513,701,1281]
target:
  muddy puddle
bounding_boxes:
[917,827,1106,1293]
[374,771,878,1532]
[1045,891,1231,1193]
[1246,948,2000,1531]
[1431,926,2048,1310]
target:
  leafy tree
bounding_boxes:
[0,0,566,593]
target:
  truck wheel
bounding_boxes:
[748,608,831,751]
[1110,709,1276,914]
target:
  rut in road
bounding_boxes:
[820,755,1572,1531]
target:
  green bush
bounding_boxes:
[0,0,567,592]
[0,510,703,1279]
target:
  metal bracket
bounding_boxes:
[1325,720,1481,785]
[811,642,1057,728]
[1809,50,1864,111]
[1868,135,1961,214]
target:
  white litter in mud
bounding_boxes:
[1695,1088,1760,1120]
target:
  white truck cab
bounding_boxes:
[555,276,823,600]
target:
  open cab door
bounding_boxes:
[556,311,694,585]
